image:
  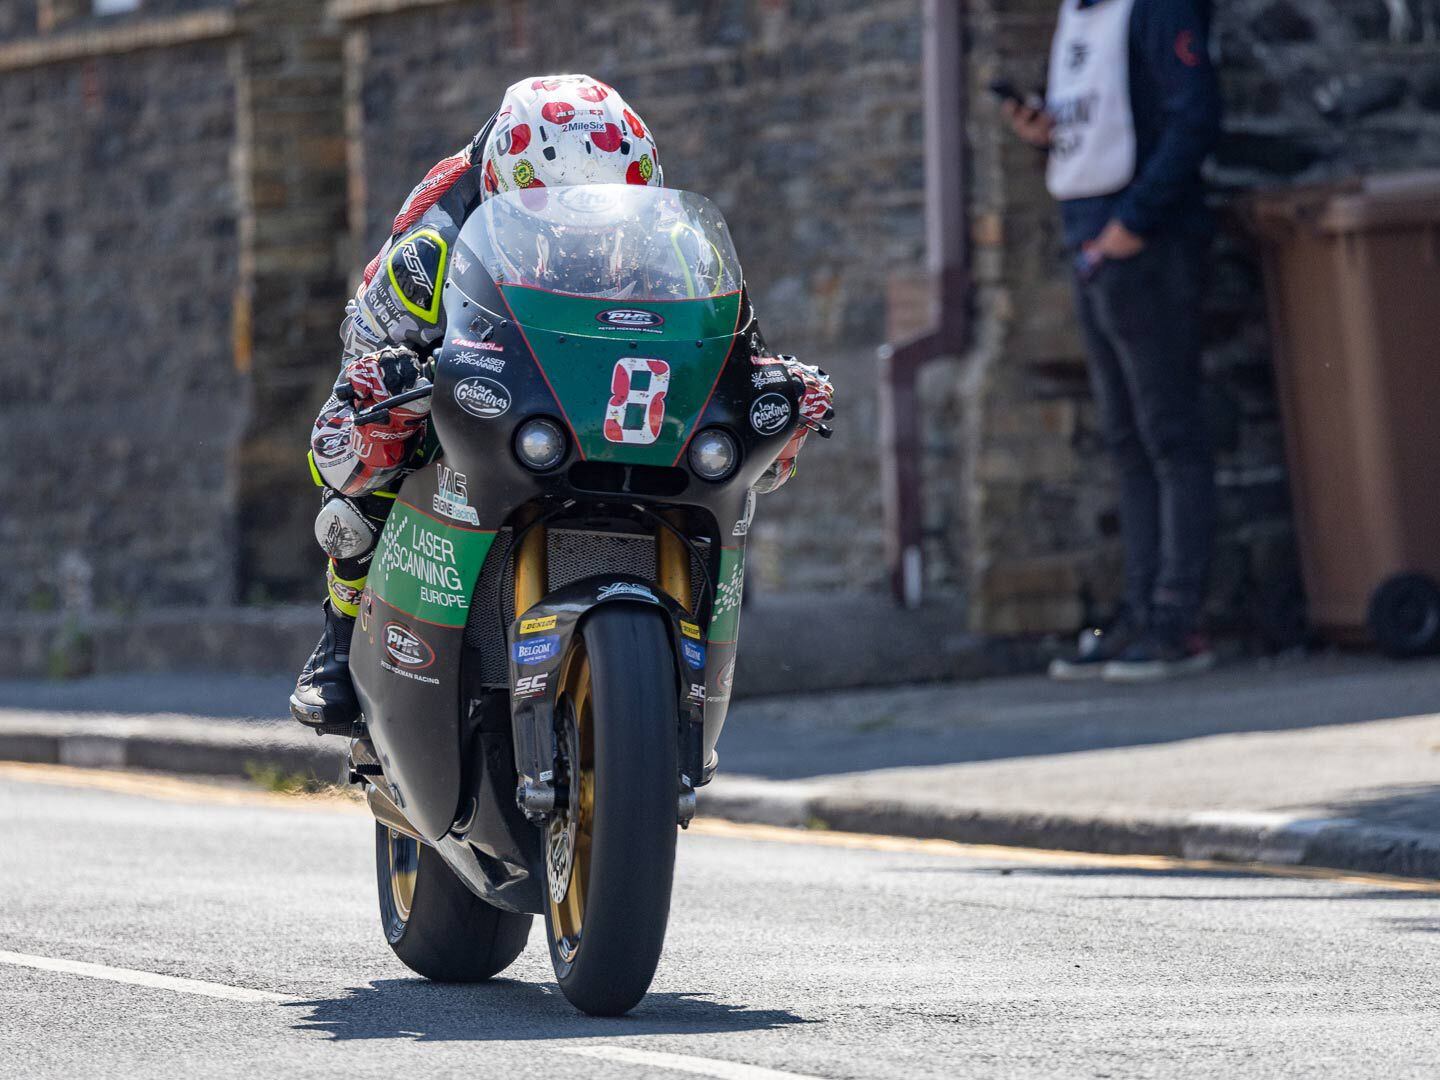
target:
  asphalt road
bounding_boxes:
[3,766,1440,1079]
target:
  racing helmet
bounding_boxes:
[479,74,663,197]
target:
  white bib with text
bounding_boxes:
[1045,0,1138,201]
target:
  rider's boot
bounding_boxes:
[290,601,361,735]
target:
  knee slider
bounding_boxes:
[314,493,380,560]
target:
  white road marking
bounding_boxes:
[561,1046,829,1080]
[0,950,297,1004]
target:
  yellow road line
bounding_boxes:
[685,818,1440,893]
[5,761,1437,893]
[0,761,363,812]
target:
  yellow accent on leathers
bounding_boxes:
[327,563,367,618]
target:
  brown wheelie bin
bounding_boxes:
[1251,173,1440,655]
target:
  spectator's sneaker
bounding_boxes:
[1102,631,1215,683]
[1048,614,1137,681]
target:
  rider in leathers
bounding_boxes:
[291,74,835,732]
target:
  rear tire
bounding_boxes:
[543,604,679,1016]
[375,822,532,982]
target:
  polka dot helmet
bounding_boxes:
[480,74,663,198]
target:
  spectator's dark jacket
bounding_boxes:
[1060,0,1222,248]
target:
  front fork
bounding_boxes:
[511,512,711,812]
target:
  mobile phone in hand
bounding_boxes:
[989,80,1026,108]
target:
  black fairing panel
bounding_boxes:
[350,465,464,841]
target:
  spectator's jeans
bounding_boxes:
[1073,232,1215,630]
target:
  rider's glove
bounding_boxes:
[778,355,835,428]
[340,347,432,474]
[344,347,430,411]
[751,354,835,494]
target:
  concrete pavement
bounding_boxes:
[1,652,1439,878]
[0,594,1047,692]
[4,766,1440,1079]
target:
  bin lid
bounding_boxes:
[1250,171,1440,236]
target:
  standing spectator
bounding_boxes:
[1003,0,1222,682]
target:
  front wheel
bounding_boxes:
[544,604,679,1016]
[375,823,533,981]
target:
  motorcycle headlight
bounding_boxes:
[688,428,738,482]
[514,417,567,471]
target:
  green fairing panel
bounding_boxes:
[500,286,742,466]
[370,501,495,628]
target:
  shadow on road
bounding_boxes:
[1292,782,1440,835]
[285,978,811,1041]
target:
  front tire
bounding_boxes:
[375,822,532,981]
[544,604,679,1016]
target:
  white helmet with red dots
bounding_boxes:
[480,74,663,197]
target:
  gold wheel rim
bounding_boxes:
[388,828,417,923]
[547,643,595,965]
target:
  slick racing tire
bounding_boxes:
[543,604,679,1016]
[375,822,532,981]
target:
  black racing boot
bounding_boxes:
[290,602,361,735]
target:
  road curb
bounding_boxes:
[7,725,1438,883]
[0,725,345,781]
[697,786,1440,882]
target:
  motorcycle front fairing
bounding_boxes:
[350,185,802,887]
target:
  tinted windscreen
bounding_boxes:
[460,185,743,302]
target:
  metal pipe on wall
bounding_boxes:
[878,0,970,607]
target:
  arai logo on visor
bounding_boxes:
[596,308,665,330]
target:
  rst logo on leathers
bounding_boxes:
[384,622,435,670]
[750,393,791,436]
[454,377,511,420]
[595,308,664,331]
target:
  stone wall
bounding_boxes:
[233,0,348,602]
[0,19,243,615]
[337,0,927,592]
[9,0,1440,642]
[0,1,346,617]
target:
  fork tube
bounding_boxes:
[514,509,549,617]
[656,517,693,614]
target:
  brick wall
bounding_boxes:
[338,0,927,592]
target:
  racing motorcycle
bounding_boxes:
[344,184,827,1016]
